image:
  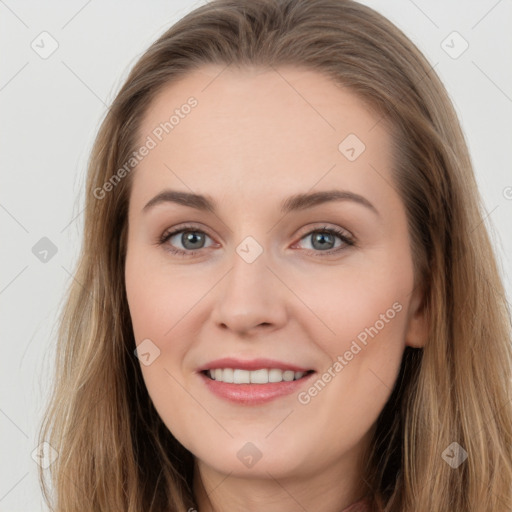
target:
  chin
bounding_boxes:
[191,435,313,478]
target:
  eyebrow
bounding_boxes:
[142,189,379,216]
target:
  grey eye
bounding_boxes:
[169,230,211,251]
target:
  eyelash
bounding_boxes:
[157,223,355,257]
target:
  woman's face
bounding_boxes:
[125,65,426,486]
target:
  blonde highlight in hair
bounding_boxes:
[38,1,512,510]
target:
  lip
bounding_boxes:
[197,357,316,405]
[199,372,315,405]
[197,357,312,373]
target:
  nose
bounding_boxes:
[211,247,288,336]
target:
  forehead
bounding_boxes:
[131,65,395,211]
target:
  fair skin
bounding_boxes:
[124,65,427,512]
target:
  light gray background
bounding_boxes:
[1,1,511,510]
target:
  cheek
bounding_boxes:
[125,244,205,345]
[290,281,408,460]
[298,260,411,357]
[293,254,412,417]
[125,251,205,443]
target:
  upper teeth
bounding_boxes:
[208,368,306,384]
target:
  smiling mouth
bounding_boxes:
[202,368,315,384]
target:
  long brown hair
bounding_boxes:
[38,1,512,510]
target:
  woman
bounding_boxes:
[38,0,512,511]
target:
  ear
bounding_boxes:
[404,283,428,348]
